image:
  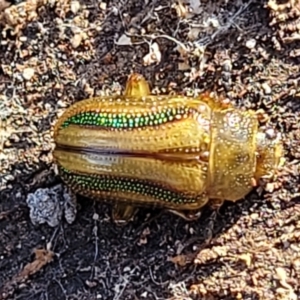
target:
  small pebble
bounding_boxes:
[22,68,35,80]
[262,82,272,94]
[71,33,83,48]
[245,39,256,49]
[70,0,80,14]
[99,1,107,10]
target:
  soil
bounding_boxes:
[0,0,299,299]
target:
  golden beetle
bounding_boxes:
[53,73,282,223]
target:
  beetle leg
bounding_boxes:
[199,92,233,110]
[208,198,225,210]
[124,73,151,97]
[112,203,139,226]
[166,209,202,221]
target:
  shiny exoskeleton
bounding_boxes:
[53,73,282,223]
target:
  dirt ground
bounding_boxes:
[0,0,300,299]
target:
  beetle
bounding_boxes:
[53,73,282,224]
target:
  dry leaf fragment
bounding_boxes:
[16,248,54,280]
[0,248,54,299]
[168,253,195,266]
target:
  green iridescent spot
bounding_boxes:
[61,106,195,129]
[60,167,196,204]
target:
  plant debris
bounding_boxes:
[26,184,77,227]
[0,247,55,300]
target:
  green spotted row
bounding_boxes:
[60,167,196,204]
[62,106,194,129]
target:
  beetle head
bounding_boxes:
[255,127,283,181]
